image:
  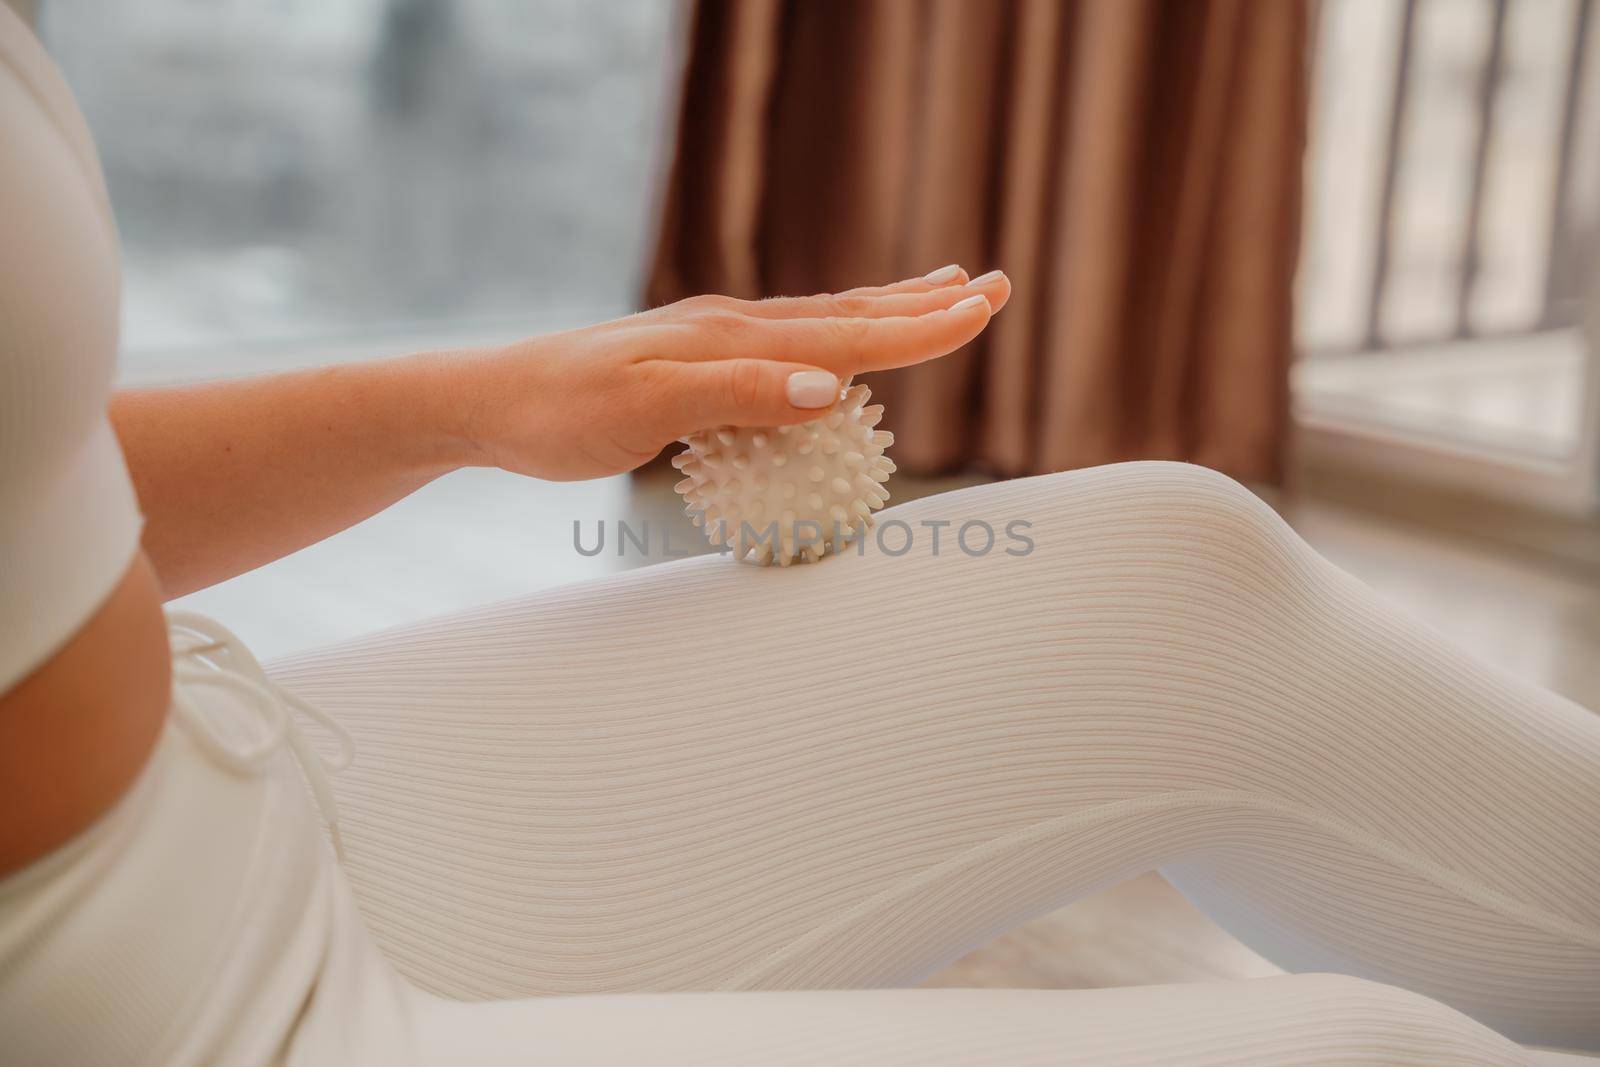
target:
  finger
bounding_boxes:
[834,263,969,297]
[740,269,1010,321]
[657,265,972,324]
[674,293,994,379]
[642,359,844,440]
[784,294,994,377]
[723,264,974,320]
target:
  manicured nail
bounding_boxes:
[786,370,840,409]
[949,294,989,313]
[923,263,961,284]
[968,269,1005,286]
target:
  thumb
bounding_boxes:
[655,359,841,439]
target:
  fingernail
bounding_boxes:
[923,263,961,284]
[786,370,840,409]
[949,294,989,313]
[968,269,1005,286]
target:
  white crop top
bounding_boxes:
[0,3,143,691]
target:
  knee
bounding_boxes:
[887,461,1301,588]
[987,462,1346,639]
[1115,461,1282,535]
[1023,461,1297,570]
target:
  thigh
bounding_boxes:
[269,462,1600,1044]
[407,975,1540,1067]
[271,467,1201,998]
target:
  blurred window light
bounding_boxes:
[39,0,678,381]
[1295,0,1599,472]
[1299,0,1597,352]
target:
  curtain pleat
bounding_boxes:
[647,0,1307,484]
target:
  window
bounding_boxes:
[41,0,680,383]
[36,0,684,655]
[1295,0,1600,510]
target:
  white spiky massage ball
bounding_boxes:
[672,382,896,565]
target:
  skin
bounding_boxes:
[0,267,1010,876]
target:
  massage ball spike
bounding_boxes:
[674,382,895,565]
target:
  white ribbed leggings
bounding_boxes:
[266,462,1600,1063]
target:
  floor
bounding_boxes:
[176,463,1600,995]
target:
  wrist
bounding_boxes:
[390,348,492,474]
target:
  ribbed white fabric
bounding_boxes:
[4,462,1595,1063]
[0,617,412,1067]
[414,980,1586,1066]
[0,2,142,691]
[251,461,1600,1061]
[6,0,1593,1058]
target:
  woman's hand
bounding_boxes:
[456,266,1010,481]
[111,265,1008,597]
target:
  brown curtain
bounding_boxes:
[646,0,1307,484]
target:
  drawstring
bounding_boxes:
[165,611,355,860]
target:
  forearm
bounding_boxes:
[105,268,1009,598]
[110,351,479,598]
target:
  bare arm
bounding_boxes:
[111,268,1010,598]
[3,268,1007,873]
[110,352,475,598]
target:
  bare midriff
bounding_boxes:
[0,552,171,877]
